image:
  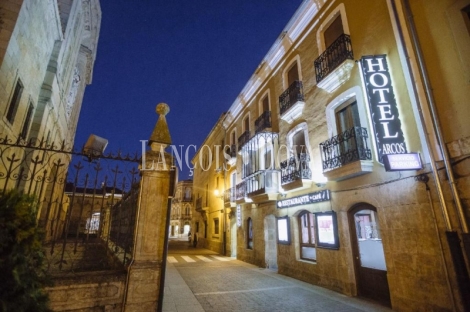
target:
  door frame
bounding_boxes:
[348,202,391,306]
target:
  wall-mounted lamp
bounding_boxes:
[315,182,327,188]
[214,189,223,199]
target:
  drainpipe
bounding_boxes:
[390,0,470,309]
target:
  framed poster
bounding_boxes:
[315,211,339,249]
[276,216,290,245]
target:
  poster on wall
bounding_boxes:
[276,216,290,245]
[315,211,339,249]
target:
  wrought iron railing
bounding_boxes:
[314,33,354,84]
[236,181,246,200]
[319,126,372,171]
[182,196,192,202]
[0,135,143,274]
[238,130,251,151]
[224,187,236,204]
[279,81,304,116]
[245,170,279,195]
[255,111,272,134]
[280,153,312,185]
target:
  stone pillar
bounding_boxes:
[124,103,173,312]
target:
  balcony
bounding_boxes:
[314,34,355,93]
[182,196,192,202]
[224,187,236,208]
[245,170,280,203]
[280,153,312,191]
[182,214,192,220]
[238,130,251,152]
[226,144,237,166]
[319,126,373,181]
[255,111,272,134]
[279,81,305,124]
[235,181,251,203]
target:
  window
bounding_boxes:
[196,221,199,232]
[299,211,316,261]
[244,115,250,132]
[287,122,311,156]
[317,4,350,52]
[260,94,270,115]
[184,187,191,200]
[214,218,219,235]
[287,62,299,86]
[20,102,34,140]
[324,14,343,48]
[247,217,253,249]
[231,130,236,145]
[335,98,362,158]
[335,98,360,133]
[292,130,307,156]
[6,79,24,124]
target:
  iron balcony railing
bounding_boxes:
[319,126,372,172]
[245,170,279,196]
[236,181,246,200]
[279,80,304,116]
[196,197,203,210]
[314,33,354,84]
[224,187,236,204]
[182,196,192,202]
[255,111,272,134]
[238,130,251,151]
[280,153,312,185]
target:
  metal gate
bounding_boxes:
[0,136,141,275]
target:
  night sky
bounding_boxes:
[76,0,303,180]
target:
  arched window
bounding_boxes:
[247,217,253,249]
[184,187,191,200]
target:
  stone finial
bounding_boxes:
[149,103,172,149]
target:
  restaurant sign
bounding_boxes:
[277,190,330,209]
[360,55,407,163]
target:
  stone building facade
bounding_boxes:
[192,113,232,253]
[192,0,470,311]
[170,179,193,238]
[0,0,101,240]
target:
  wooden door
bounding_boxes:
[349,204,391,306]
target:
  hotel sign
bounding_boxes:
[382,153,422,171]
[360,55,407,163]
[277,190,330,209]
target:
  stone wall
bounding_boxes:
[46,271,126,312]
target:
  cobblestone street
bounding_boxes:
[163,240,392,312]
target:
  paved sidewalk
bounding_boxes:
[162,262,205,312]
[162,240,392,312]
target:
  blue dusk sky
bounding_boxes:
[76,0,304,180]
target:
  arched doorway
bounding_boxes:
[349,203,391,306]
[183,223,190,235]
[264,214,277,270]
